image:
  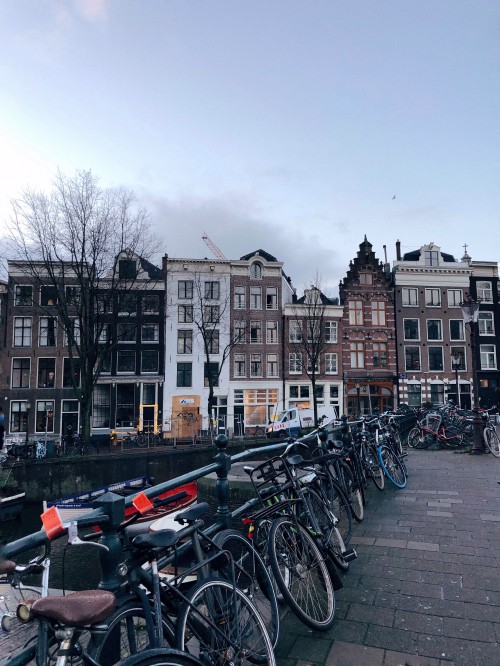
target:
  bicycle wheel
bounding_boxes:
[211,529,279,649]
[136,434,148,447]
[313,476,352,546]
[175,577,275,665]
[367,445,385,491]
[377,445,407,489]
[304,488,350,572]
[118,647,204,665]
[88,601,174,665]
[407,427,432,449]
[484,427,500,457]
[337,461,364,522]
[268,515,335,631]
[253,518,286,605]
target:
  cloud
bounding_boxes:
[72,0,107,23]
[142,191,345,297]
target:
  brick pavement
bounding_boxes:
[275,449,500,666]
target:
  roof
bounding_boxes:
[239,249,278,262]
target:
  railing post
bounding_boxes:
[214,434,232,529]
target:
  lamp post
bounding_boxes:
[355,380,361,416]
[451,352,461,409]
[460,297,484,454]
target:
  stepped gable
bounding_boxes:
[339,236,390,296]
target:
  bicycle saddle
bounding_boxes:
[132,529,179,551]
[30,590,115,626]
[176,502,208,525]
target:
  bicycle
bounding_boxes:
[481,409,500,457]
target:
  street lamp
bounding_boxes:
[355,380,361,416]
[460,296,484,454]
[451,352,461,408]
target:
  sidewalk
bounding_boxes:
[275,449,500,666]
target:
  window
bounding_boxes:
[234,320,246,344]
[117,350,136,373]
[477,281,493,303]
[289,320,302,343]
[177,362,192,387]
[402,288,418,306]
[37,358,55,388]
[14,285,32,306]
[289,353,302,374]
[234,354,246,377]
[249,287,262,309]
[430,384,445,405]
[359,272,373,285]
[39,317,57,346]
[92,385,110,428]
[177,330,193,354]
[480,345,496,369]
[36,401,54,433]
[373,343,387,368]
[349,301,363,326]
[204,362,219,387]
[143,294,160,313]
[306,320,320,343]
[428,347,444,371]
[314,385,324,403]
[450,320,465,341]
[450,347,466,370]
[425,289,441,307]
[306,356,320,374]
[234,286,246,309]
[404,319,420,340]
[479,312,494,335]
[178,280,193,299]
[141,350,159,373]
[427,320,442,341]
[448,289,463,307]
[250,354,262,377]
[12,358,30,388]
[405,346,421,371]
[266,321,278,344]
[40,286,58,306]
[178,305,193,323]
[325,321,338,343]
[330,386,339,402]
[203,305,220,323]
[266,354,278,377]
[266,287,278,309]
[350,342,364,369]
[325,353,338,374]
[64,319,81,346]
[63,358,81,387]
[289,385,310,399]
[407,384,421,407]
[118,259,137,279]
[118,293,137,314]
[250,262,262,279]
[14,317,32,347]
[117,323,137,342]
[371,301,386,326]
[424,250,439,266]
[65,286,81,307]
[98,323,111,344]
[116,384,135,427]
[10,401,28,433]
[207,329,220,354]
[99,351,111,373]
[204,281,220,300]
[250,321,262,343]
[142,323,159,342]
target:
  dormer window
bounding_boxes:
[119,259,137,279]
[424,251,439,266]
[250,262,262,279]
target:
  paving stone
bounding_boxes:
[427,501,452,507]
[480,514,500,521]
[349,536,376,545]
[426,510,453,517]
[374,538,407,548]
[326,641,385,666]
[346,602,395,627]
[406,541,440,552]
[383,649,443,665]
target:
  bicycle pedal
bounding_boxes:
[342,548,357,562]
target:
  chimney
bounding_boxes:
[396,240,401,261]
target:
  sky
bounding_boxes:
[0,0,499,296]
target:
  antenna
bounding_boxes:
[202,233,227,260]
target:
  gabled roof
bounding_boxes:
[402,249,455,263]
[239,249,278,263]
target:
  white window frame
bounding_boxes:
[289,352,302,374]
[449,319,465,341]
[402,288,418,307]
[427,319,443,341]
[141,323,159,343]
[480,345,496,370]
[234,354,246,378]
[371,301,386,326]
[266,320,278,344]
[350,342,364,369]
[289,320,302,343]
[477,281,493,303]
[266,353,278,378]
[447,289,463,307]
[428,346,444,372]
[39,316,57,347]
[325,353,338,374]
[403,318,420,341]
[249,287,262,310]
[234,286,246,309]
[425,288,441,307]
[478,312,494,336]
[324,321,338,343]
[250,353,262,377]
[250,321,262,344]
[266,287,278,310]
[349,301,363,326]
[14,317,32,347]
[405,346,421,372]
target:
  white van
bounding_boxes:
[266,405,339,439]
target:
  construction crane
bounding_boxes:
[202,232,227,260]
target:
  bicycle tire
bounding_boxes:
[175,576,275,665]
[118,647,204,665]
[268,515,336,631]
[88,601,174,665]
[377,445,407,489]
[314,475,353,546]
[367,445,385,491]
[337,461,364,522]
[484,427,500,457]
[253,517,286,605]
[303,488,350,572]
[136,434,148,448]
[211,529,279,649]
[407,427,432,449]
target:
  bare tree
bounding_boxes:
[287,278,335,427]
[5,169,160,443]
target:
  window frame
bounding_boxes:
[449,319,465,341]
[478,311,495,336]
[402,287,418,307]
[447,289,463,307]
[477,281,493,303]
[178,280,193,300]
[249,286,262,310]
[177,329,193,354]
[428,346,444,372]
[348,300,363,326]
[324,321,338,343]
[116,350,136,374]
[234,286,246,309]
[425,288,442,307]
[371,301,386,327]
[405,346,421,372]
[266,287,278,310]
[176,362,192,387]
[325,352,338,374]
[12,357,31,389]
[350,341,365,369]
[480,344,497,370]
[427,319,443,341]
[13,317,32,347]
[37,358,56,389]
[289,352,302,374]
[403,318,420,341]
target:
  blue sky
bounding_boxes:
[0,0,498,294]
